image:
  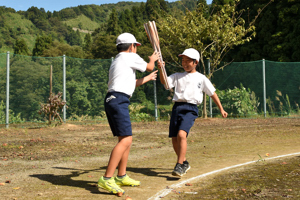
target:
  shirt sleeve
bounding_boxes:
[131,53,147,72]
[166,73,176,90]
[203,76,216,96]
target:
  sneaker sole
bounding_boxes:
[183,166,191,174]
[116,183,140,187]
[172,171,183,177]
[98,185,124,194]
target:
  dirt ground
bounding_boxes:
[0,117,300,200]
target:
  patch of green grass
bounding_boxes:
[63,14,100,31]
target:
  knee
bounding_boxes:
[119,136,132,147]
[177,130,187,140]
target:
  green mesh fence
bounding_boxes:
[0,54,299,127]
[211,60,300,116]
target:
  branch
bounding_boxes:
[249,0,274,27]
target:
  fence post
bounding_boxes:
[63,55,66,122]
[154,76,158,121]
[208,59,212,118]
[262,59,266,117]
[6,52,10,128]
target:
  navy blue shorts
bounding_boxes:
[104,92,132,137]
[169,102,198,138]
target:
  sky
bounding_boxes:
[0,0,213,12]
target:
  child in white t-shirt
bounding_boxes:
[158,48,228,177]
[98,33,159,195]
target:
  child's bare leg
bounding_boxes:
[104,136,132,177]
[117,136,132,176]
[172,130,187,164]
[176,130,187,164]
[172,137,179,157]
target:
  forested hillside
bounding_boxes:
[0,0,197,59]
[1,0,300,62]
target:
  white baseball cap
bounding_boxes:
[116,33,141,46]
[178,48,200,62]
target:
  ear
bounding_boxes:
[129,43,135,52]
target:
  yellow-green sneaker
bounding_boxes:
[97,176,124,194]
[115,175,141,187]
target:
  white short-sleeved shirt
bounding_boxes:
[167,71,216,105]
[107,52,147,97]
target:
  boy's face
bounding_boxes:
[181,55,197,73]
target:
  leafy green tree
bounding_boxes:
[14,38,30,55]
[83,33,92,51]
[91,35,117,59]
[42,40,85,58]
[158,0,271,117]
[228,0,300,62]
[196,0,209,17]
[212,0,235,6]
[66,80,92,116]
[25,6,48,21]
[146,0,169,21]
[106,8,121,35]
[25,6,51,31]
[119,9,138,35]
[59,8,77,20]
[83,60,110,115]
[9,60,49,120]
[32,34,53,57]
[66,27,82,46]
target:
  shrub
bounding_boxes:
[0,100,25,124]
[215,84,259,117]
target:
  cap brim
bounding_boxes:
[116,42,142,46]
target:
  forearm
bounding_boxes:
[136,75,151,87]
[158,68,166,85]
[146,61,155,72]
[211,93,225,112]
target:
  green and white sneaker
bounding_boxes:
[115,174,141,187]
[97,176,124,194]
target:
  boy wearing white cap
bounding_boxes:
[158,48,228,177]
[98,33,159,195]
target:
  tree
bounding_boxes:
[228,0,300,62]
[145,0,169,21]
[66,27,82,46]
[9,60,49,120]
[84,34,92,51]
[91,35,117,59]
[106,8,121,36]
[14,38,30,55]
[32,34,52,57]
[158,0,272,118]
[42,40,85,58]
[119,9,137,35]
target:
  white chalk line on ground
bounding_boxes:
[147,152,300,200]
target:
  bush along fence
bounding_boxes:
[0,52,299,127]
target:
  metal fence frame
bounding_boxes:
[2,52,299,127]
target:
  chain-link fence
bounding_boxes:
[211,60,300,117]
[1,53,299,127]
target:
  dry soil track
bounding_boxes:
[0,118,299,200]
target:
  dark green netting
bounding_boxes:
[1,54,299,126]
